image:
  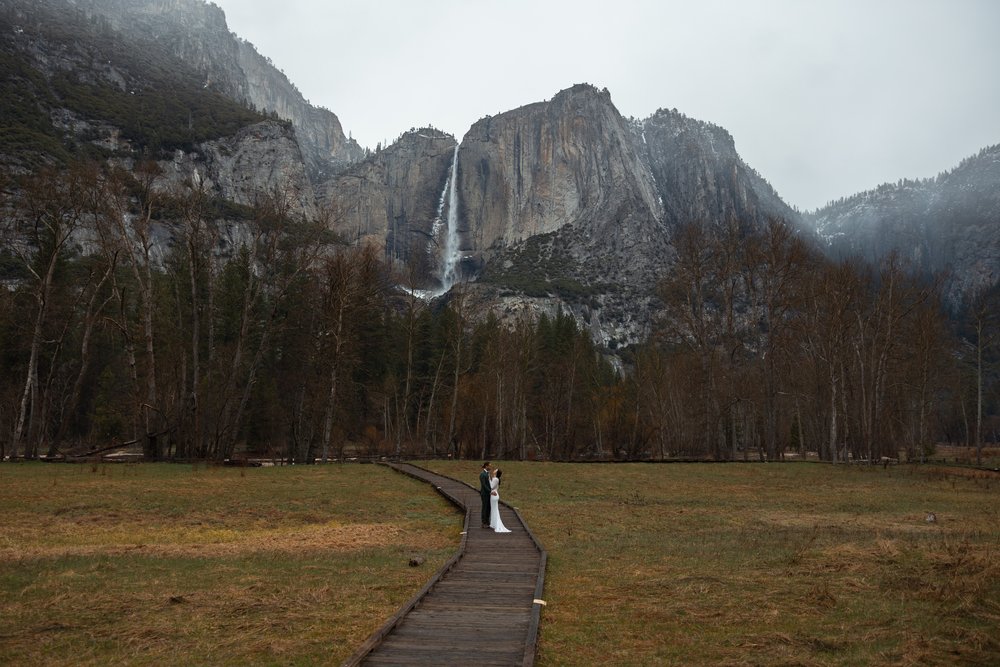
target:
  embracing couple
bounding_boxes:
[479,462,510,533]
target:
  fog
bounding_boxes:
[212,0,1000,211]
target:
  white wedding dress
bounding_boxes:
[489,477,511,533]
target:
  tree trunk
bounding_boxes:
[828,366,839,463]
[49,268,113,455]
[320,315,343,464]
[424,351,446,450]
[12,246,60,459]
[976,318,983,465]
[446,302,464,457]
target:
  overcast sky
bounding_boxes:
[213,0,1000,211]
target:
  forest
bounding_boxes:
[1,160,998,465]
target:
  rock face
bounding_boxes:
[1,0,318,220]
[807,144,1000,305]
[7,0,363,221]
[640,108,800,229]
[449,85,804,345]
[160,120,318,219]
[453,86,667,344]
[234,42,363,178]
[25,0,1000,345]
[320,130,458,283]
[71,0,364,178]
[321,84,807,345]
[5,0,821,348]
[458,85,663,252]
[453,85,804,277]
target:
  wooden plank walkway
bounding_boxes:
[342,463,547,667]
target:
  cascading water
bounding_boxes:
[438,143,461,292]
[405,143,461,299]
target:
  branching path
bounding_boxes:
[342,462,547,667]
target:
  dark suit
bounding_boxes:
[479,469,491,526]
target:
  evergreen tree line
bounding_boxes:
[1,162,997,463]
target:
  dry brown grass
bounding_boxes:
[0,463,460,666]
[0,521,437,562]
[930,444,1000,467]
[424,460,1000,666]
[6,460,996,665]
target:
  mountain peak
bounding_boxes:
[645,107,736,153]
[552,82,612,100]
[63,0,365,176]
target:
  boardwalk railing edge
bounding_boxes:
[507,503,548,667]
[339,463,470,667]
[404,462,549,667]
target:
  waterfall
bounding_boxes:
[439,143,461,291]
[427,154,451,257]
[404,143,461,300]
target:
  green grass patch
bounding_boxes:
[0,463,460,666]
[423,461,1000,666]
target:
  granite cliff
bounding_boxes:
[456,86,670,344]
[161,120,317,219]
[68,0,365,178]
[324,84,804,344]
[1,0,317,219]
[640,108,800,229]
[458,85,663,250]
[319,129,458,280]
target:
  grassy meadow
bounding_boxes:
[0,463,459,666]
[424,460,1000,666]
[2,461,998,666]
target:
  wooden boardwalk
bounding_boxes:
[342,463,547,667]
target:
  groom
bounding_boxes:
[479,461,491,528]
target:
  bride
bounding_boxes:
[489,468,511,533]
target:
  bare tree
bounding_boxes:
[317,243,384,463]
[394,282,424,456]
[210,193,329,461]
[797,260,865,462]
[851,254,935,462]
[5,165,91,458]
[965,279,999,465]
[445,285,469,458]
[165,180,225,458]
[97,162,166,458]
[658,222,722,456]
[48,253,117,456]
[905,286,948,462]
[742,219,810,461]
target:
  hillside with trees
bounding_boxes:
[0,0,272,168]
[2,158,996,464]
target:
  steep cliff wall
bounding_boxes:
[455,86,672,346]
[159,120,317,219]
[309,84,808,345]
[72,0,364,178]
[234,42,363,177]
[640,108,801,230]
[459,84,663,252]
[2,0,319,224]
[320,130,457,282]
